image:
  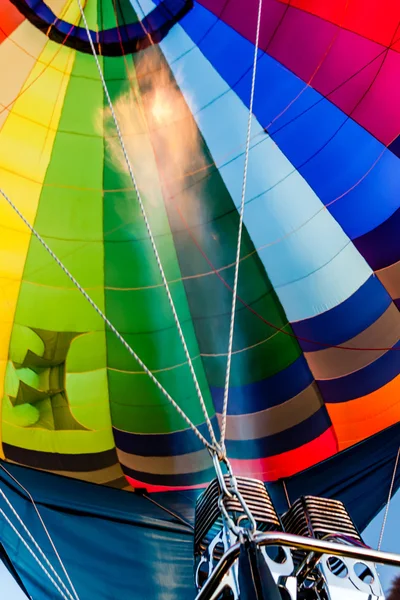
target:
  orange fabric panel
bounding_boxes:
[0,0,25,43]
[327,374,400,450]
[277,0,400,50]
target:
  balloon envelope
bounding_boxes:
[0,0,400,595]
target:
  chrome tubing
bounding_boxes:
[194,531,400,600]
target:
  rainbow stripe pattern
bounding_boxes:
[0,0,399,493]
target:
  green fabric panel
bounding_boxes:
[105,287,193,334]
[2,397,39,428]
[105,236,182,288]
[66,370,110,430]
[98,0,117,31]
[4,364,21,400]
[105,328,199,371]
[108,360,209,432]
[4,51,113,456]
[155,90,302,390]
[15,282,105,332]
[66,332,107,373]
[81,0,99,31]
[203,325,300,387]
[183,269,286,350]
[24,238,104,288]
[9,326,45,366]
[31,179,103,241]
[98,0,138,32]
[16,52,105,331]
[102,53,214,435]
[13,368,42,392]
[111,0,138,29]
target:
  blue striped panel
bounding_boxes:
[211,354,313,415]
[353,208,400,270]
[292,275,392,352]
[225,407,331,459]
[113,418,219,457]
[20,0,192,53]
[178,2,400,240]
[113,406,330,459]
[318,340,400,404]
[155,11,372,321]
[121,463,215,487]
[389,136,400,158]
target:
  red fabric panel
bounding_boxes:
[0,0,24,43]
[276,0,400,49]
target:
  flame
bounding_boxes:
[99,47,206,216]
[150,89,174,126]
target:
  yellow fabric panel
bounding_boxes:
[46,0,83,26]
[0,22,47,131]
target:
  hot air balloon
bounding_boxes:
[0,0,400,597]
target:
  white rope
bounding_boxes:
[378,446,400,551]
[0,186,213,452]
[0,508,69,600]
[220,0,264,452]
[0,464,79,600]
[74,0,218,450]
[0,485,76,600]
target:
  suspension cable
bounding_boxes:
[142,493,194,530]
[74,0,218,450]
[0,186,213,452]
[220,0,264,453]
[0,483,77,600]
[378,446,400,551]
[0,507,70,600]
[0,463,79,600]
[282,480,291,509]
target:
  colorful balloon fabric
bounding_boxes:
[0,0,399,495]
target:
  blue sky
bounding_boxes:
[363,490,400,594]
[1,492,400,598]
[0,562,28,599]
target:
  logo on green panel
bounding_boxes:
[5,328,88,431]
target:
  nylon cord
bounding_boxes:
[220,0,263,453]
[74,0,218,451]
[282,480,291,509]
[0,507,70,600]
[378,446,400,551]
[142,493,194,530]
[0,463,79,600]
[0,186,213,452]
[0,484,76,600]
